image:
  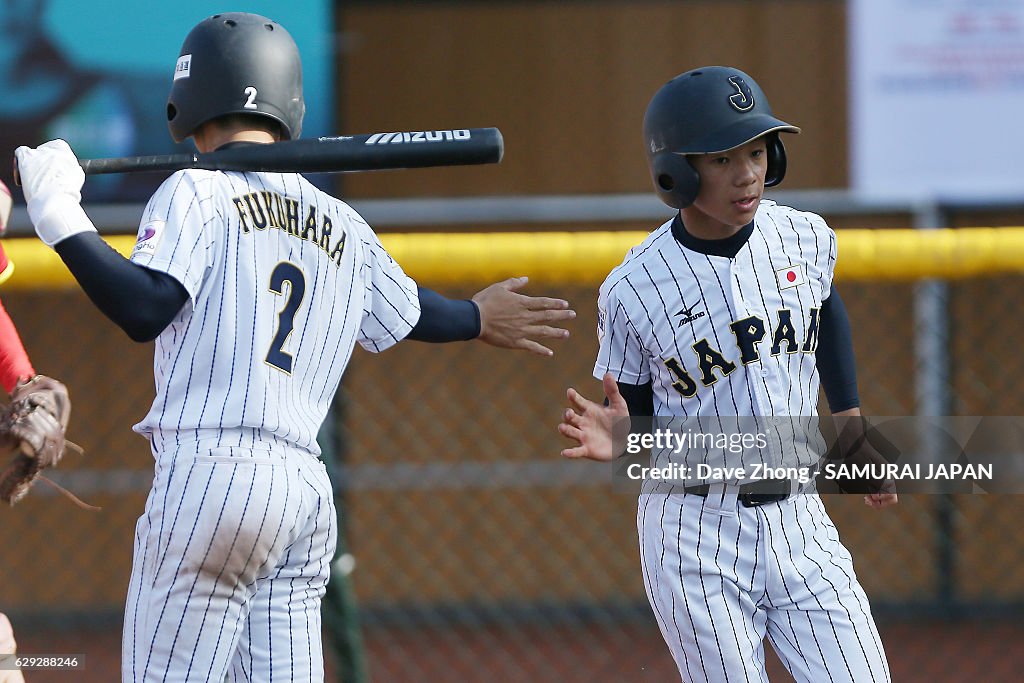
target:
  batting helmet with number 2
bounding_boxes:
[643,66,801,210]
[167,12,305,143]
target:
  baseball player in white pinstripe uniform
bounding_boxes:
[559,67,895,682]
[16,13,573,682]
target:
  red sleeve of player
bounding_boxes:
[0,298,35,393]
[0,244,35,392]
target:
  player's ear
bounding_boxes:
[764,133,788,187]
[650,152,699,209]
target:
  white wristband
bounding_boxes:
[28,194,98,247]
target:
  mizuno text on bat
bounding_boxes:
[15,128,503,183]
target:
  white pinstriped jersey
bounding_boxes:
[595,200,835,481]
[612,201,892,681]
[129,168,420,455]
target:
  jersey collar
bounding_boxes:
[671,213,754,258]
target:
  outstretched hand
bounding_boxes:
[472,276,575,356]
[558,373,630,461]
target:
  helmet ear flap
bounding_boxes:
[764,133,788,187]
[650,152,700,209]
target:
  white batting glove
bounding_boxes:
[14,139,97,247]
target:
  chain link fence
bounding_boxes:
[1,254,1023,681]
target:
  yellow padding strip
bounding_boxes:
[1,228,1023,289]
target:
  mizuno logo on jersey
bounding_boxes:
[662,307,821,397]
[232,191,348,267]
[365,130,471,144]
[674,300,705,326]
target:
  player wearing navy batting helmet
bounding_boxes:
[643,66,799,209]
[560,66,895,682]
[16,12,575,682]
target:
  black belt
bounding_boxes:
[684,482,791,507]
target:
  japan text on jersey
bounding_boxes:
[595,201,836,474]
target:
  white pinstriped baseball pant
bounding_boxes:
[639,490,891,683]
[122,442,337,682]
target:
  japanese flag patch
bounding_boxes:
[775,264,804,290]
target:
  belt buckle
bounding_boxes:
[738,492,787,507]
[738,481,791,507]
[685,483,790,506]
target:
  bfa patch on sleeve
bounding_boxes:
[597,305,607,341]
[133,220,166,256]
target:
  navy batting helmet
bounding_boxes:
[643,66,800,209]
[167,12,305,143]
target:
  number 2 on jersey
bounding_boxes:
[266,262,306,374]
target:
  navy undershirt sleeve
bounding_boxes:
[406,286,481,342]
[607,380,654,458]
[54,232,189,343]
[616,380,654,417]
[816,288,860,412]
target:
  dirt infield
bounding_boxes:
[11,617,1024,681]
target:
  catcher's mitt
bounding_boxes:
[0,375,91,508]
